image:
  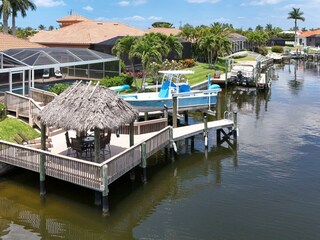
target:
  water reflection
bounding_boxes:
[0,142,238,239]
[287,60,304,95]
[217,87,271,120]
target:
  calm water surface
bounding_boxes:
[1,62,320,240]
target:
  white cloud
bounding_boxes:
[148,16,162,20]
[34,0,66,7]
[244,0,286,6]
[118,1,130,6]
[117,0,147,6]
[186,0,220,3]
[83,5,93,11]
[124,15,146,21]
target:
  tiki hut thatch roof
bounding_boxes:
[39,82,139,132]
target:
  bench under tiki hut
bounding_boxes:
[38,81,139,162]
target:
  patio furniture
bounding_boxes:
[65,132,75,156]
[81,136,95,158]
[70,138,84,158]
[100,131,111,158]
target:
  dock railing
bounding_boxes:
[0,141,102,190]
[0,126,172,191]
[5,91,42,129]
[117,118,168,135]
[29,87,57,105]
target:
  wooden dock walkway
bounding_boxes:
[0,114,236,212]
[173,119,233,141]
[1,86,238,213]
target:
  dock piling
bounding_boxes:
[140,142,147,184]
[204,113,208,148]
[233,111,238,143]
[172,96,178,128]
[102,165,109,213]
[40,124,46,196]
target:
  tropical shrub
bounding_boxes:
[179,59,196,68]
[254,46,268,56]
[271,46,284,53]
[100,74,134,87]
[49,83,70,95]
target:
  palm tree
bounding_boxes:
[287,7,305,46]
[0,0,11,33]
[112,36,138,88]
[198,33,215,68]
[130,34,167,87]
[164,34,183,59]
[10,0,36,36]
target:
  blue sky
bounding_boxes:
[13,0,320,30]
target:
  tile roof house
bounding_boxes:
[30,14,192,62]
[297,30,320,47]
[29,18,145,48]
[56,14,93,28]
[0,32,44,51]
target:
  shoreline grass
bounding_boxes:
[0,118,40,142]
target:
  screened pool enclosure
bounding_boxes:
[0,48,119,95]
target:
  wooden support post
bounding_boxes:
[191,136,195,152]
[94,128,100,163]
[129,121,134,147]
[140,142,147,184]
[172,95,178,128]
[163,106,168,120]
[40,124,46,196]
[184,111,188,125]
[95,191,102,206]
[169,127,175,161]
[102,165,109,213]
[28,100,33,126]
[204,113,208,148]
[94,128,102,206]
[217,129,221,146]
[129,121,135,181]
[129,121,136,181]
[233,111,238,144]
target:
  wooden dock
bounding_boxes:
[1,87,238,213]
[0,113,236,212]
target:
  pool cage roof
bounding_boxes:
[0,47,118,73]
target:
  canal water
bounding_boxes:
[0,62,320,239]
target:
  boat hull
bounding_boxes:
[123,93,218,112]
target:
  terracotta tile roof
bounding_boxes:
[56,14,93,28]
[145,28,181,36]
[299,30,320,37]
[0,32,45,51]
[29,21,145,45]
[56,14,92,23]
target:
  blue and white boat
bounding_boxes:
[121,70,221,112]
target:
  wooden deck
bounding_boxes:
[173,119,233,141]
[1,86,237,212]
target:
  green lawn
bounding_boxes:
[0,118,40,143]
[186,62,222,85]
[132,62,225,90]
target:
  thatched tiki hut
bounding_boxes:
[38,81,139,210]
[39,81,139,156]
